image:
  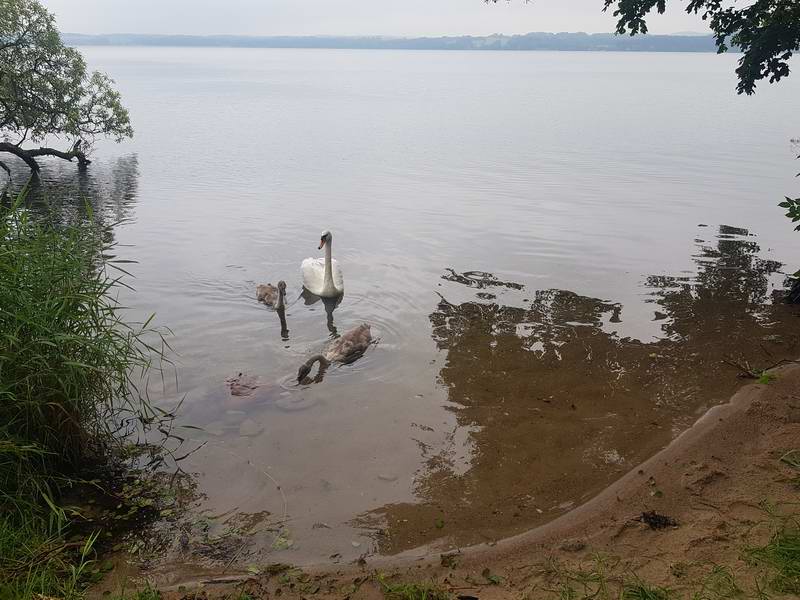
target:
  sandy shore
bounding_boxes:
[114,362,800,599]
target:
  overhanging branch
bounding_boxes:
[0,140,91,172]
[0,141,40,171]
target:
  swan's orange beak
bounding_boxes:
[318,237,326,250]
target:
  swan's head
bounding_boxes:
[297,362,313,383]
[318,230,332,250]
[278,280,287,293]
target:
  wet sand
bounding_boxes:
[125,361,800,598]
[349,229,800,555]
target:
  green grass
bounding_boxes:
[0,190,166,487]
[108,585,162,600]
[757,372,777,385]
[691,565,741,600]
[543,554,620,600]
[0,186,169,598]
[621,581,673,600]
[378,575,451,600]
[745,527,800,594]
[0,510,98,600]
[116,586,162,600]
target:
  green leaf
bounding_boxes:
[482,568,503,585]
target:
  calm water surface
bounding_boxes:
[16,48,800,566]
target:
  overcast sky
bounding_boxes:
[39,0,708,37]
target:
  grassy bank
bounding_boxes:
[0,186,167,599]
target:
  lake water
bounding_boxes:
[13,47,800,567]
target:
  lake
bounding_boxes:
[14,47,800,566]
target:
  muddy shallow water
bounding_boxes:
[11,47,800,567]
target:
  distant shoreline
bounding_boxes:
[63,31,724,53]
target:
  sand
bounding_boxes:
[127,362,800,599]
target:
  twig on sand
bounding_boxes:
[763,358,800,371]
[722,357,759,378]
[721,357,800,379]
[222,540,248,574]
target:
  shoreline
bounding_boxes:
[114,361,800,598]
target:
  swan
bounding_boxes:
[301,230,344,297]
[297,323,371,382]
[256,280,286,309]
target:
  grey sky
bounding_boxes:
[39,0,707,37]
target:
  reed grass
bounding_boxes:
[0,184,169,598]
[0,513,96,599]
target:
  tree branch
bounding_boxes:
[0,141,40,171]
[27,141,90,166]
[0,140,91,171]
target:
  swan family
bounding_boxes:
[255,230,372,383]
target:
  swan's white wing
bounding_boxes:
[330,258,344,292]
[301,257,325,295]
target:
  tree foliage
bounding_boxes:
[0,0,133,171]
[487,0,800,95]
[779,141,800,230]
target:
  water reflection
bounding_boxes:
[300,289,344,337]
[441,269,524,290]
[361,226,800,554]
[648,225,784,341]
[277,307,290,341]
[10,155,140,228]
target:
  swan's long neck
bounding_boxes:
[323,239,335,292]
[275,288,286,310]
[299,354,331,381]
[304,354,330,370]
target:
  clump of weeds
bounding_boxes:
[377,574,451,600]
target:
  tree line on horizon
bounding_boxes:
[61,31,720,53]
[489,0,800,95]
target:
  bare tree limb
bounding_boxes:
[0,140,91,170]
[0,141,40,171]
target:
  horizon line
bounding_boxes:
[64,30,712,39]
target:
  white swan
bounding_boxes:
[301,230,344,297]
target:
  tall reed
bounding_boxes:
[0,186,167,491]
[0,183,169,598]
